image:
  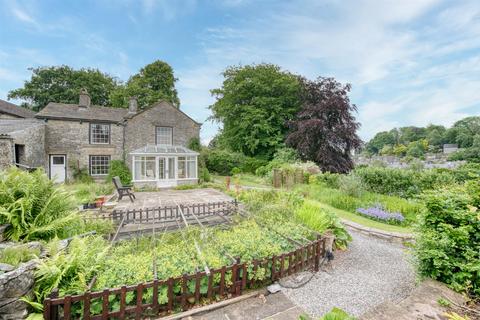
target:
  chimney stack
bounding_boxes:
[79,88,91,108]
[128,97,138,114]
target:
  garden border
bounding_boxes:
[43,236,326,319]
[340,219,414,244]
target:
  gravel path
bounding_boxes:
[282,230,416,318]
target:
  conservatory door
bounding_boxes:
[157,157,176,187]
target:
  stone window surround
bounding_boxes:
[89,155,111,176]
[155,126,173,145]
[89,123,111,145]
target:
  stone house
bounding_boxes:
[0,90,201,188]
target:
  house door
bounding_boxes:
[157,157,176,187]
[50,155,66,183]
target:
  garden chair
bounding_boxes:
[113,176,136,202]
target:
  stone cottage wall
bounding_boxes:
[44,119,124,180]
[124,102,200,168]
[9,123,47,170]
[0,136,13,171]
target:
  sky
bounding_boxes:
[1,0,479,144]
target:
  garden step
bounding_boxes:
[360,279,468,320]
[359,301,411,320]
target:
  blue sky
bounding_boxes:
[1,0,480,143]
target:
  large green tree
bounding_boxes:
[8,66,119,111]
[110,60,179,109]
[209,64,301,158]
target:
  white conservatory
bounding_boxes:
[130,145,199,188]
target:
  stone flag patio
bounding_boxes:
[114,188,233,211]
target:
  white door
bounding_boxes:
[157,156,176,187]
[50,155,66,183]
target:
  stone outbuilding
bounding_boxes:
[0,99,36,119]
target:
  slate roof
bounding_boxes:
[0,119,45,135]
[130,144,199,155]
[36,103,129,123]
[0,99,36,118]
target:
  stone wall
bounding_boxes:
[9,123,47,170]
[124,102,200,167]
[0,136,13,171]
[45,119,124,180]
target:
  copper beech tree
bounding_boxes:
[286,77,361,173]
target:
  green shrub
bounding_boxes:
[187,137,201,151]
[204,149,245,175]
[106,160,132,185]
[353,166,458,198]
[240,157,269,174]
[199,167,211,183]
[448,147,480,163]
[312,172,341,188]
[337,174,364,197]
[71,166,93,184]
[415,185,480,296]
[0,168,79,241]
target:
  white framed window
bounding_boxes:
[90,155,110,176]
[155,127,173,145]
[177,156,196,179]
[133,156,156,181]
[90,123,110,144]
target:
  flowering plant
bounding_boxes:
[356,204,405,224]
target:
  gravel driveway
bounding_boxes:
[282,230,416,317]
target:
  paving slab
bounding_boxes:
[115,188,233,210]
[186,292,307,320]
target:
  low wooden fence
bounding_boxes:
[43,236,326,320]
[273,169,305,188]
[90,200,237,225]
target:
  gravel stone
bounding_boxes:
[282,230,416,317]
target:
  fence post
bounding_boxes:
[273,169,281,188]
[315,235,322,272]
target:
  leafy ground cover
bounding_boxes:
[22,187,349,317]
[64,182,114,205]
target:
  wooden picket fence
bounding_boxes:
[43,236,326,320]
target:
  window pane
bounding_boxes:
[156,127,172,145]
[168,157,175,179]
[178,157,186,178]
[91,124,110,144]
[133,157,156,180]
[187,159,196,178]
[90,155,110,175]
[52,156,64,165]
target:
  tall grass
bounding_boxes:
[296,184,423,225]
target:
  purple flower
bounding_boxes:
[356,205,405,223]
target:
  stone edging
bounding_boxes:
[341,219,414,244]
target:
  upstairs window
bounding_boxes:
[156,127,173,145]
[90,123,110,144]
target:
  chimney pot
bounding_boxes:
[79,88,91,108]
[128,97,138,114]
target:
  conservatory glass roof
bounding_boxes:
[130,144,199,155]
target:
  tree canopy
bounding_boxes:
[286,77,361,173]
[209,64,301,158]
[8,66,118,111]
[8,60,180,111]
[109,60,180,109]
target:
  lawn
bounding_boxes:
[63,182,115,205]
[213,173,271,188]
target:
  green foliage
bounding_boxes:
[415,185,480,296]
[204,148,266,175]
[187,137,201,152]
[70,160,93,183]
[353,166,457,198]
[0,245,40,267]
[295,200,351,249]
[0,167,78,241]
[109,60,179,109]
[30,236,110,308]
[66,182,114,205]
[319,307,356,320]
[106,160,132,185]
[209,64,301,158]
[448,147,480,163]
[199,167,211,183]
[8,65,118,111]
[296,184,422,225]
[337,174,364,197]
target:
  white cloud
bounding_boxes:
[11,7,35,24]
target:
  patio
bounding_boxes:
[114,187,233,211]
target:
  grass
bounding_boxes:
[64,182,115,205]
[213,173,270,188]
[316,201,413,234]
